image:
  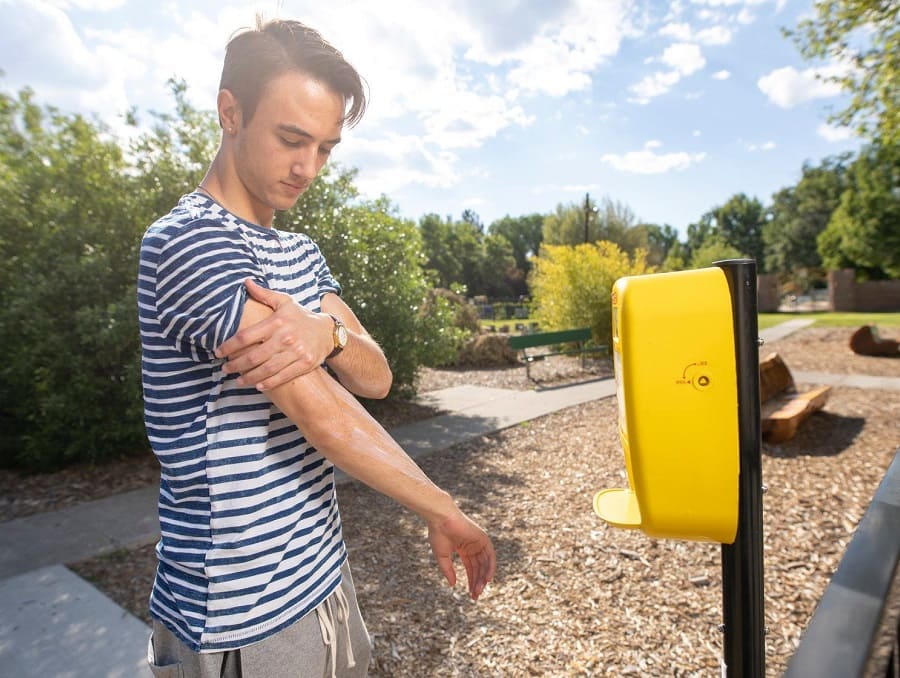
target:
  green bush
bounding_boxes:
[415,289,477,368]
[287,197,451,397]
[0,90,165,469]
[529,241,653,345]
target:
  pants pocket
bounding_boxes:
[147,633,184,678]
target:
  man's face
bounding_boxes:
[232,70,344,223]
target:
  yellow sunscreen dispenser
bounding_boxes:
[594,266,740,544]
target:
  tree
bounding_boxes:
[764,155,849,279]
[626,223,679,267]
[787,0,899,145]
[689,238,744,269]
[543,195,640,251]
[419,213,461,288]
[710,194,767,269]
[817,143,900,278]
[418,212,520,297]
[488,213,544,277]
[684,215,716,263]
[480,233,518,298]
[684,194,766,270]
[529,241,652,345]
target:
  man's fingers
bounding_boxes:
[436,554,457,589]
[244,279,282,309]
[216,318,275,360]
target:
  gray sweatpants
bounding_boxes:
[147,561,371,678]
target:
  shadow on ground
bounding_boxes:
[764,410,866,458]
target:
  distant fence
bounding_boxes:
[757,270,900,313]
[785,448,900,677]
[830,270,900,312]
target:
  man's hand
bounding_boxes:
[428,510,497,601]
[215,279,332,390]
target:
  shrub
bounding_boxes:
[415,288,478,368]
[455,334,519,367]
[529,241,653,345]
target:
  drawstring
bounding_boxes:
[315,584,355,678]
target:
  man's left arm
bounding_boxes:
[215,279,392,398]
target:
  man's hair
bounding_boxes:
[219,17,367,128]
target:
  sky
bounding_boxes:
[1,0,865,237]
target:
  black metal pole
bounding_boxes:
[716,259,765,678]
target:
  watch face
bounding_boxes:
[336,323,349,347]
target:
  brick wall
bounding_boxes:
[757,274,779,312]
[828,269,900,312]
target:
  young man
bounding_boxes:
[138,18,495,678]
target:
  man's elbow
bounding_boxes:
[362,368,392,400]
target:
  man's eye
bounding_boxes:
[280,137,302,148]
[319,147,333,156]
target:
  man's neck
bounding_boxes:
[199,155,275,228]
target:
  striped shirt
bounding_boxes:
[137,192,346,652]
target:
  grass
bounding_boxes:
[484,313,900,333]
[759,312,900,329]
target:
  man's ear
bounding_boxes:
[217,89,241,132]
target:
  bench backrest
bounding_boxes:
[508,327,592,350]
[759,352,796,402]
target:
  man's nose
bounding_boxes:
[291,148,320,182]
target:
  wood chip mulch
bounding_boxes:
[61,325,899,677]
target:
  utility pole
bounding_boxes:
[583,192,592,243]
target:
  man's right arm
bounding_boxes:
[239,298,496,599]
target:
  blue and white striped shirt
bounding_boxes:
[137,192,346,652]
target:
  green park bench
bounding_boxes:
[507,327,607,381]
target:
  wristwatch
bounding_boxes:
[327,314,348,359]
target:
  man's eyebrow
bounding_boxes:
[277,124,341,145]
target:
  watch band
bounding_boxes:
[327,314,348,359]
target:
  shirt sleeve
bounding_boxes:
[311,239,341,299]
[153,220,266,361]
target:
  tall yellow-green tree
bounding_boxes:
[529,241,653,345]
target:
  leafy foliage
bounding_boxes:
[1,90,152,468]
[688,238,745,269]
[529,241,653,345]
[279,192,449,397]
[418,212,519,298]
[0,83,457,468]
[764,155,850,279]
[787,0,899,146]
[817,142,900,278]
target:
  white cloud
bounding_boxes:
[659,22,693,41]
[342,132,461,196]
[496,0,634,98]
[712,69,731,80]
[757,64,846,108]
[736,8,755,24]
[661,43,706,74]
[422,90,534,149]
[630,42,705,103]
[601,141,706,174]
[695,26,732,45]
[659,21,731,45]
[692,129,702,136]
[744,140,777,151]
[46,0,125,9]
[690,0,768,5]
[630,70,682,103]
[817,122,854,142]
